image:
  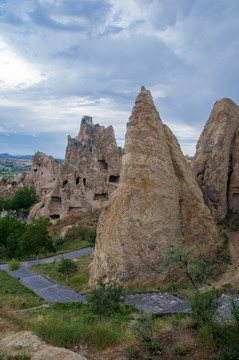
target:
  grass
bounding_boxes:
[0,351,30,360]
[0,271,46,310]
[14,302,135,353]
[31,255,92,293]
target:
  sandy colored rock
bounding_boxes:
[89,87,219,287]
[0,331,86,360]
[193,98,239,220]
[31,116,122,219]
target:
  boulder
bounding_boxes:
[0,331,86,360]
[89,87,219,287]
[193,98,239,220]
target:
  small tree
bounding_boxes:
[10,186,38,211]
[162,243,215,294]
[87,276,126,319]
[162,243,219,323]
[20,217,55,262]
[56,257,77,282]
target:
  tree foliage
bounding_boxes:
[10,186,38,211]
[20,217,55,258]
[162,243,215,294]
[56,257,78,281]
[87,277,126,318]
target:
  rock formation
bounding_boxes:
[89,87,219,287]
[0,331,86,360]
[30,152,62,196]
[193,98,239,221]
[30,116,122,219]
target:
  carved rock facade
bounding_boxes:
[30,116,122,219]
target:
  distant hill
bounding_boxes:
[0,153,33,160]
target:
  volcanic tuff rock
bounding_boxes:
[30,116,122,219]
[0,331,86,360]
[30,152,62,196]
[193,98,239,221]
[89,87,219,287]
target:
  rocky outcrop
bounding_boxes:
[193,98,239,221]
[31,116,122,219]
[89,87,219,287]
[0,331,86,360]
[30,152,62,196]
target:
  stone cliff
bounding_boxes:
[30,116,122,219]
[193,98,239,221]
[89,87,219,287]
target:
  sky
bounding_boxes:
[0,0,238,159]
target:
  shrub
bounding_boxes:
[8,258,21,271]
[131,314,165,356]
[87,276,125,318]
[54,236,65,246]
[190,291,218,325]
[230,299,239,327]
[173,340,190,356]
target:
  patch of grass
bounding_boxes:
[0,351,30,360]
[31,255,92,292]
[0,271,45,310]
[173,340,191,356]
[23,302,135,353]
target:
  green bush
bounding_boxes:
[8,258,21,271]
[131,314,165,356]
[54,236,65,246]
[190,291,218,325]
[87,276,125,317]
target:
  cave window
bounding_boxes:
[83,178,86,186]
[50,214,60,219]
[109,175,120,184]
[90,147,92,152]
[98,159,108,170]
[76,177,80,185]
[93,193,108,200]
[51,196,62,209]
[34,169,37,172]
[62,180,68,188]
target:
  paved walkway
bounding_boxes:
[0,248,238,318]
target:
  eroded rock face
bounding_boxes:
[31,116,122,219]
[89,87,219,287]
[193,98,239,220]
[30,152,62,196]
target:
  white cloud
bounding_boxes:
[164,120,201,140]
[0,37,45,89]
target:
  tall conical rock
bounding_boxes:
[193,98,239,221]
[89,87,219,287]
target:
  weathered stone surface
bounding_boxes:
[193,98,239,220]
[31,116,122,219]
[89,87,219,287]
[29,152,62,196]
[0,331,86,360]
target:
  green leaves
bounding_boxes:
[56,257,78,281]
[87,277,125,317]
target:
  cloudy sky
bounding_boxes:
[0,0,238,159]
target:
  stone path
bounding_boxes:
[0,248,238,318]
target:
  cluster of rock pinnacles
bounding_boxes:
[27,87,239,286]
